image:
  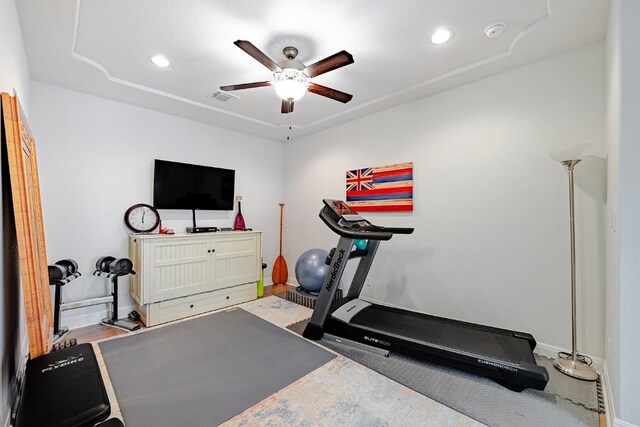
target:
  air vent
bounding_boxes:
[210,90,238,102]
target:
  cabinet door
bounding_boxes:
[143,238,211,303]
[209,234,259,290]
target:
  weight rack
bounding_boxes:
[48,257,140,342]
[94,257,140,331]
[48,259,83,341]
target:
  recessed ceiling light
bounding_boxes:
[150,55,170,68]
[430,28,454,45]
[485,23,506,39]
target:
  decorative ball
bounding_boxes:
[295,248,330,296]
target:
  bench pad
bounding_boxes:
[16,343,111,427]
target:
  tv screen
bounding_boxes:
[153,159,235,210]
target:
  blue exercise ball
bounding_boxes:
[295,248,329,296]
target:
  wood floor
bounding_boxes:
[59,284,294,345]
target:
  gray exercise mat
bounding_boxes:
[99,308,335,427]
[287,318,601,427]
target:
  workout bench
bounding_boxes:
[14,343,123,427]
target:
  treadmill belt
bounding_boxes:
[352,306,535,363]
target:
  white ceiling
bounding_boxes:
[17,0,610,141]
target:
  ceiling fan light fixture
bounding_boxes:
[273,68,309,101]
[430,28,454,45]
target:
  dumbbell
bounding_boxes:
[52,338,77,352]
[109,258,135,276]
[94,256,116,276]
[55,259,81,279]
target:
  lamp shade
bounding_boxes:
[273,68,308,101]
[548,143,607,163]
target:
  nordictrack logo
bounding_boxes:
[325,249,345,292]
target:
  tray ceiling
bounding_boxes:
[17,0,609,140]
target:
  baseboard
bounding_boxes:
[602,365,639,427]
[613,419,639,427]
[60,305,135,330]
[602,361,616,427]
[533,341,605,374]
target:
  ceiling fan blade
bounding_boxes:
[281,100,294,114]
[304,50,354,78]
[307,83,353,103]
[234,40,281,72]
[220,81,271,91]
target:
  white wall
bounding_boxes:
[0,0,30,110]
[0,0,32,424]
[284,43,607,358]
[605,1,640,426]
[29,82,284,329]
[605,0,621,419]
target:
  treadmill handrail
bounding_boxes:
[320,209,393,240]
[378,226,414,235]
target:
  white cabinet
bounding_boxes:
[129,231,260,326]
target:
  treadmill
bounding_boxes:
[303,199,549,392]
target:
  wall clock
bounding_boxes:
[124,204,160,233]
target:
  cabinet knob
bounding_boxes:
[190,304,194,308]
[211,249,216,252]
[207,250,211,253]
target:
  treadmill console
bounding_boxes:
[320,199,414,240]
[323,199,359,218]
[323,199,371,229]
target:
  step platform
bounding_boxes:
[15,343,112,427]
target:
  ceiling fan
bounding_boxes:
[220,40,354,114]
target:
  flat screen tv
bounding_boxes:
[153,159,235,210]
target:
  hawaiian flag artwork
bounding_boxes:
[346,162,413,212]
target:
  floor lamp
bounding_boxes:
[548,143,605,381]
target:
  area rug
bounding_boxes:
[99,308,335,427]
[287,318,603,427]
